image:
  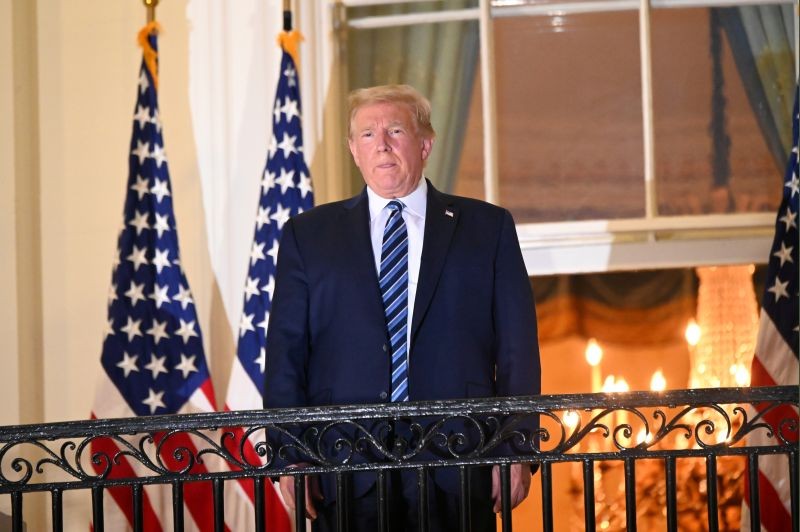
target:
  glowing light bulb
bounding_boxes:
[564,410,580,429]
[734,364,750,386]
[615,378,630,393]
[585,338,603,367]
[602,375,616,393]
[650,369,667,391]
[685,319,701,346]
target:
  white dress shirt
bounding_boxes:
[366,177,427,357]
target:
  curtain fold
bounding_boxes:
[345,0,479,194]
[719,6,796,172]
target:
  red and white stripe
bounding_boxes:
[90,374,231,531]
[742,310,799,531]
[222,357,292,532]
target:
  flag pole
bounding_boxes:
[283,0,292,31]
[144,0,158,23]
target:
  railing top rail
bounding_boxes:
[0,386,795,441]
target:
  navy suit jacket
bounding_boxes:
[264,180,541,498]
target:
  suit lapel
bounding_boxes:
[341,188,385,319]
[410,181,458,342]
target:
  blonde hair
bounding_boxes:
[347,84,435,139]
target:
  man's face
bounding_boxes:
[348,102,433,199]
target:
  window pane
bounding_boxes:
[456,11,646,222]
[652,5,795,215]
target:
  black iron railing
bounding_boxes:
[0,386,796,531]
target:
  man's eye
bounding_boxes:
[362,131,373,138]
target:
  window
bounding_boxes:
[339,0,797,274]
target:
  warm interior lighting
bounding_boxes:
[636,428,652,445]
[732,364,751,386]
[614,378,630,393]
[650,369,667,391]
[564,410,580,429]
[602,375,616,393]
[685,319,701,346]
[585,338,603,366]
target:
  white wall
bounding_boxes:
[0,0,19,432]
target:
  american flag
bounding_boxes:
[90,23,221,531]
[742,86,799,531]
[222,38,313,530]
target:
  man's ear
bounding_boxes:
[421,137,433,161]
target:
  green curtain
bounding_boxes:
[719,6,797,172]
[345,0,479,194]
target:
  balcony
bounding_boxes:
[0,386,796,531]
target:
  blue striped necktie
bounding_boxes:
[380,200,409,402]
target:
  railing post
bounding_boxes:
[500,463,512,532]
[624,457,637,531]
[377,469,389,532]
[212,478,224,532]
[705,455,719,531]
[418,467,429,532]
[747,454,760,531]
[294,474,306,529]
[459,465,472,532]
[51,488,63,532]
[540,462,553,532]
[664,456,677,532]
[132,484,144,532]
[172,480,184,532]
[582,460,595,532]
[11,492,23,532]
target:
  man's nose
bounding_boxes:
[376,132,391,151]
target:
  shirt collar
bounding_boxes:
[367,177,428,221]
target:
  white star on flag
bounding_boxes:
[153,213,170,237]
[133,105,150,129]
[142,388,166,414]
[146,319,170,344]
[239,313,256,337]
[131,175,150,199]
[152,248,171,274]
[129,211,150,235]
[124,281,146,306]
[275,168,296,194]
[150,178,171,202]
[244,277,261,301]
[144,354,168,379]
[174,319,198,343]
[270,204,291,229]
[173,286,194,310]
[116,352,140,377]
[175,354,198,379]
[250,242,266,266]
[277,133,298,158]
[120,317,143,342]
[149,284,171,309]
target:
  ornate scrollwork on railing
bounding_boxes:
[0,386,795,492]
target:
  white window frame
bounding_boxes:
[337,0,799,275]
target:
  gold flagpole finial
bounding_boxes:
[144,0,159,23]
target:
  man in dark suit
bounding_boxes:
[264,84,541,531]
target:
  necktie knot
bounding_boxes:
[387,200,404,213]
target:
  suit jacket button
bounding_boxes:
[379,391,388,400]
[382,344,388,352]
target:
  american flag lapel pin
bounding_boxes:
[445,209,454,218]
